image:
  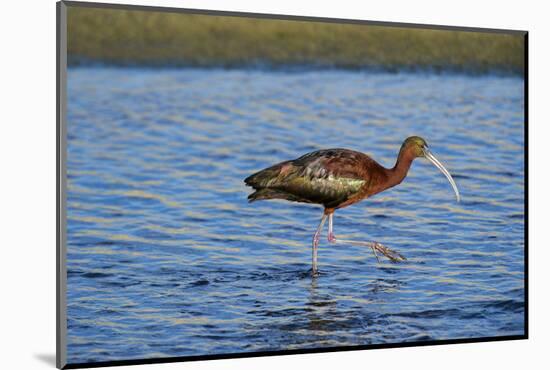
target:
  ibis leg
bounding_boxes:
[312,213,327,275]
[326,213,406,263]
[327,213,336,243]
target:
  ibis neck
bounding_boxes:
[387,148,415,187]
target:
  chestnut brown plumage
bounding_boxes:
[245,136,460,276]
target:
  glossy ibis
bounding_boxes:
[244,136,460,275]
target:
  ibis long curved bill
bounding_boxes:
[423,148,461,203]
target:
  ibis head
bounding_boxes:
[401,136,460,202]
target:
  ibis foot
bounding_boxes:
[331,237,406,263]
[371,242,406,263]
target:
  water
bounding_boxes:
[66,67,525,364]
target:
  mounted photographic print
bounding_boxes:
[56,1,528,368]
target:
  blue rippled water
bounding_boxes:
[66,67,525,364]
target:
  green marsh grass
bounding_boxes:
[67,7,524,74]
